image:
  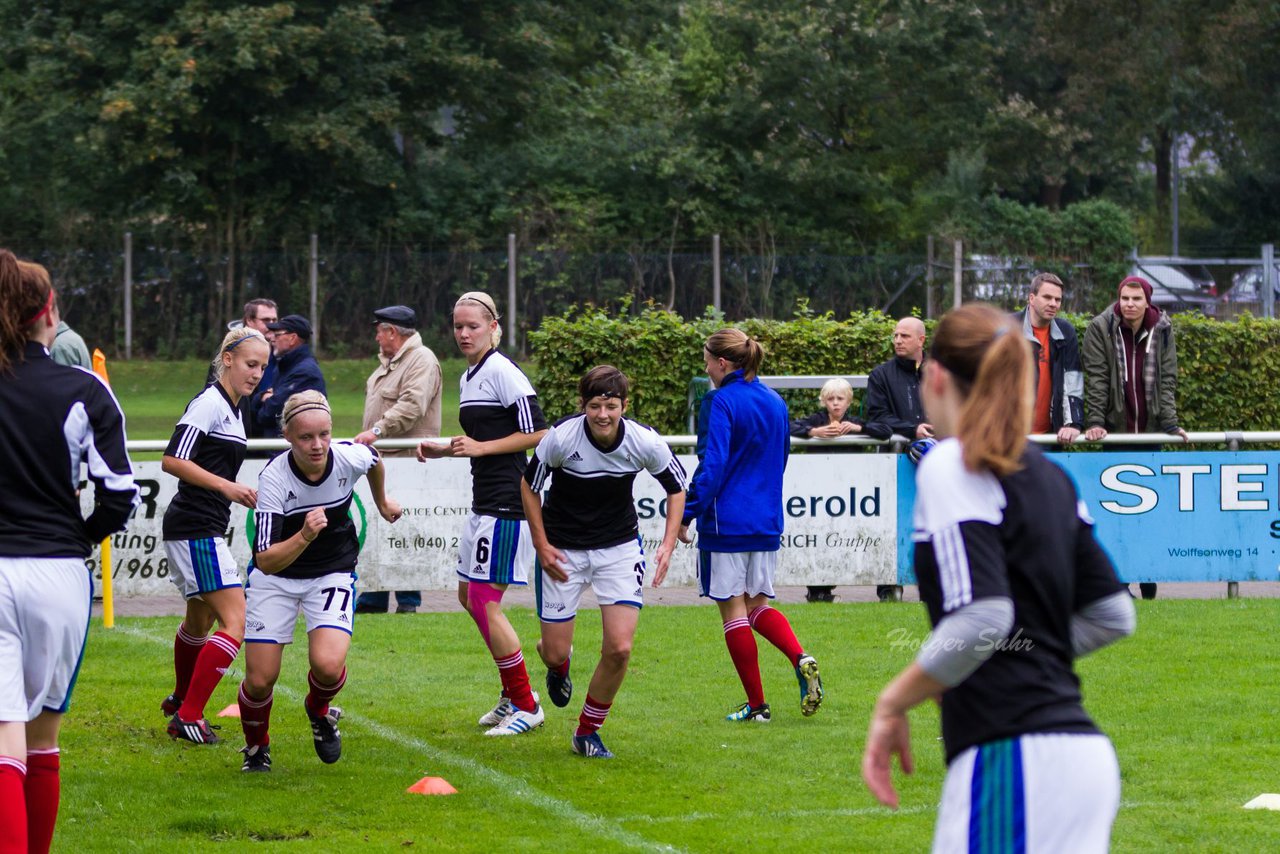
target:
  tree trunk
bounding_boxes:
[1154,125,1171,216]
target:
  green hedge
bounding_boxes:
[528,305,1280,435]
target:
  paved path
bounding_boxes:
[95,582,1280,618]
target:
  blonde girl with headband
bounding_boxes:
[862,305,1134,851]
[235,391,401,771]
[417,291,550,735]
[160,326,270,745]
[0,252,137,852]
[679,328,824,723]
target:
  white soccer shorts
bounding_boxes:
[697,549,778,601]
[536,538,646,622]
[164,537,242,598]
[244,569,357,644]
[455,513,533,586]
[0,557,92,721]
[933,732,1120,853]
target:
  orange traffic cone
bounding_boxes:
[406,776,457,796]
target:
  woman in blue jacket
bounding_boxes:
[679,328,824,722]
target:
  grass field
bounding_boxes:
[106,357,469,447]
[55,599,1280,852]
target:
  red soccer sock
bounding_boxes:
[304,668,347,718]
[575,694,612,737]
[0,757,27,853]
[176,631,241,722]
[748,605,804,665]
[495,650,537,713]
[238,682,274,748]
[172,622,208,701]
[723,618,765,708]
[551,655,570,678]
[24,749,59,854]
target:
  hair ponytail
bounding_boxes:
[704,328,765,381]
[0,251,54,375]
[930,305,1031,476]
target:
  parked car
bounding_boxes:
[1220,265,1279,317]
[1127,262,1217,317]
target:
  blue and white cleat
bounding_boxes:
[726,702,771,723]
[795,653,824,717]
[484,703,545,736]
[478,695,514,727]
[571,731,614,759]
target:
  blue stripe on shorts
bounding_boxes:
[489,518,521,585]
[968,737,1026,854]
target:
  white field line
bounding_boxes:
[616,799,1172,825]
[119,624,679,853]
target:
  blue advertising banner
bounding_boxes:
[897,450,1280,584]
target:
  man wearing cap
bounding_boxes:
[256,314,326,439]
[353,305,442,614]
[1083,275,1188,600]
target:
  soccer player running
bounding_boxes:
[0,252,137,853]
[417,291,549,736]
[521,366,687,758]
[160,326,270,744]
[862,304,1136,852]
[237,392,402,772]
[678,328,823,723]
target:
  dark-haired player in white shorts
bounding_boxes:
[522,365,687,758]
[236,392,401,772]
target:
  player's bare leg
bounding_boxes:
[538,618,575,707]
[170,587,244,743]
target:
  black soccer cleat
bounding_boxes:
[167,713,221,745]
[546,665,573,708]
[307,705,343,764]
[240,743,272,772]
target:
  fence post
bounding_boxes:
[123,232,133,360]
[309,233,319,351]
[953,238,963,309]
[506,233,517,351]
[712,234,722,314]
[926,236,935,319]
[1263,243,1275,320]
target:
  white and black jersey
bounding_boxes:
[253,442,378,580]
[162,383,247,540]
[525,415,687,550]
[912,439,1126,762]
[458,348,547,519]
[0,342,138,557]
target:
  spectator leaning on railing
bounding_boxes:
[1082,275,1188,600]
[1013,272,1083,445]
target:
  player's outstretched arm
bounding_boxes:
[365,457,402,523]
[520,478,567,581]
[653,490,686,587]
[863,661,946,809]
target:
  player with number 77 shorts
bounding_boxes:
[236,391,402,773]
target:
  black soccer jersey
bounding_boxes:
[162,382,247,540]
[912,439,1125,763]
[525,415,687,550]
[458,348,547,519]
[0,342,138,557]
[252,441,378,579]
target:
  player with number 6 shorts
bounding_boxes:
[521,366,687,758]
[236,391,402,772]
[417,291,549,736]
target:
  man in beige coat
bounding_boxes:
[354,305,442,613]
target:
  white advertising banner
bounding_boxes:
[88,454,899,597]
